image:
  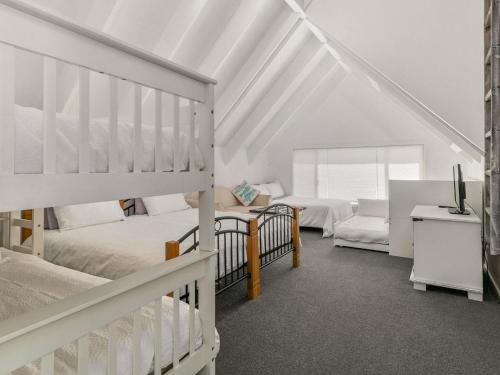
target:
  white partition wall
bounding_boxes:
[389,180,483,258]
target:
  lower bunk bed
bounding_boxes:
[22,202,300,301]
[0,248,218,375]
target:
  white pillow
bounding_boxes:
[252,184,270,195]
[265,182,285,199]
[357,199,389,218]
[54,201,125,231]
[142,194,191,216]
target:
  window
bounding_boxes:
[293,145,423,201]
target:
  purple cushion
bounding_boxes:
[44,207,59,230]
[134,198,148,215]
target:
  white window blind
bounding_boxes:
[293,145,423,201]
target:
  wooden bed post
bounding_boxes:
[246,218,261,299]
[165,240,180,297]
[165,240,180,261]
[292,207,300,268]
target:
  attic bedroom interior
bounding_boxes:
[0,0,498,374]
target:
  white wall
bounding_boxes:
[308,0,484,150]
[214,147,271,187]
[266,74,477,195]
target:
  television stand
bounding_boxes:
[448,207,470,215]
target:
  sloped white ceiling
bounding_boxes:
[307,0,484,149]
[19,0,483,166]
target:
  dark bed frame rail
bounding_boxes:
[165,204,301,302]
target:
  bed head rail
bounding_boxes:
[0,0,216,212]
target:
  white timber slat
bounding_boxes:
[153,298,162,375]
[0,171,210,212]
[107,321,118,375]
[32,208,44,257]
[42,56,57,174]
[8,211,20,249]
[0,1,215,102]
[197,84,216,375]
[0,43,15,175]
[132,309,141,375]
[189,100,196,171]
[133,85,142,173]
[173,95,181,172]
[172,289,180,368]
[11,218,32,229]
[41,352,54,375]
[77,334,89,375]
[188,282,196,355]
[154,90,163,172]
[108,76,119,173]
[198,84,215,250]
[78,67,90,173]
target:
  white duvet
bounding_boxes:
[0,248,211,375]
[334,215,389,245]
[40,209,256,281]
[273,196,353,237]
[14,105,204,173]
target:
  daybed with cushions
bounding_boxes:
[334,199,389,252]
[252,182,353,237]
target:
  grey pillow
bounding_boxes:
[134,198,148,215]
[44,208,59,230]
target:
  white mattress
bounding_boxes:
[0,248,209,375]
[40,209,257,280]
[14,105,204,173]
[334,215,389,245]
[273,196,353,237]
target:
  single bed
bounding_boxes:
[334,199,389,252]
[253,183,353,237]
[24,202,299,299]
[1,248,218,375]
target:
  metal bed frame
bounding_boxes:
[166,204,301,301]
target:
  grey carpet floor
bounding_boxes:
[214,229,500,375]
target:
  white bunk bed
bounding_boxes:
[0,1,217,374]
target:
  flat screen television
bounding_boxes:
[448,164,469,215]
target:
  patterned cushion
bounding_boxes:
[232,181,259,206]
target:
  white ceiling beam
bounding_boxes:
[215,10,303,137]
[248,62,347,158]
[198,0,266,77]
[324,32,484,161]
[154,0,209,60]
[221,38,329,162]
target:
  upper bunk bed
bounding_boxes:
[0,1,217,373]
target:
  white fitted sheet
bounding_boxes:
[39,209,256,280]
[273,196,353,237]
[0,248,209,375]
[334,215,389,245]
[14,105,204,173]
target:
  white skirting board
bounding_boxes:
[334,238,388,252]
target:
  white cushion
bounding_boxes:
[335,215,389,245]
[54,201,125,231]
[142,194,191,216]
[252,184,270,195]
[264,182,285,199]
[357,199,389,218]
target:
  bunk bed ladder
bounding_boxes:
[484,0,500,292]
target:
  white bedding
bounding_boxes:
[273,196,353,237]
[39,209,255,280]
[334,215,389,245]
[0,248,210,375]
[14,105,204,173]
